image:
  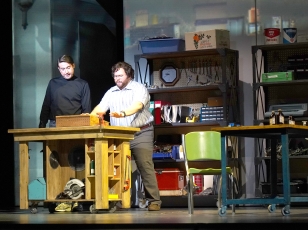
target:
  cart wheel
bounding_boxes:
[138,199,148,209]
[89,204,98,214]
[30,207,37,214]
[281,206,290,216]
[48,203,56,214]
[30,202,38,214]
[218,206,227,217]
[108,201,118,213]
[267,204,276,213]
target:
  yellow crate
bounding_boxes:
[56,115,108,127]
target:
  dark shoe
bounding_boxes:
[148,203,161,211]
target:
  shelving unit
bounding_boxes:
[252,42,308,198]
[134,48,241,206]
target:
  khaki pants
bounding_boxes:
[130,126,161,206]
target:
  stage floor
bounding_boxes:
[1,206,308,229]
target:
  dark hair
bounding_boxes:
[57,55,74,67]
[111,62,134,79]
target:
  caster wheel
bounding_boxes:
[89,204,98,214]
[48,203,56,213]
[108,201,117,213]
[281,207,290,216]
[267,204,276,213]
[138,199,148,209]
[30,207,37,214]
[30,202,38,214]
[218,207,227,217]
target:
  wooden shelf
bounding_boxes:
[148,84,222,94]
[138,48,238,60]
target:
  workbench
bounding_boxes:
[8,126,140,213]
[212,124,308,216]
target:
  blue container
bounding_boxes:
[152,145,179,160]
[139,38,185,54]
[283,28,297,44]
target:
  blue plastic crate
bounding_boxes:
[153,146,179,160]
[139,39,185,54]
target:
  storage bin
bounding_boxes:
[261,72,293,82]
[139,38,185,54]
[155,168,185,190]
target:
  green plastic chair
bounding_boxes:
[181,131,234,214]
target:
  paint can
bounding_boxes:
[283,28,297,44]
[193,175,203,194]
[264,28,280,44]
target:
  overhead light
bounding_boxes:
[18,0,34,30]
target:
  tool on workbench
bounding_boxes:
[123,155,131,191]
[97,113,104,132]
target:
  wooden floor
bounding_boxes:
[1,205,308,229]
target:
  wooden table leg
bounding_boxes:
[19,141,29,209]
[121,141,131,209]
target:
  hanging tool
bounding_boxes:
[123,155,131,191]
[97,112,104,132]
[214,61,220,82]
[187,75,192,85]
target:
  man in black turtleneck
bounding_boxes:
[39,54,91,128]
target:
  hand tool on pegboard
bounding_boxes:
[123,155,131,191]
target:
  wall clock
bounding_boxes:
[159,63,180,86]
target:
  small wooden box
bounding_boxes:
[56,115,107,127]
[207,97,223,106]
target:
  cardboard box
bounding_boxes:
[262,72,293,82]
[207,97,223,107]
[155,168,185,190]
[185,29,230,50]
[135,10,148,27]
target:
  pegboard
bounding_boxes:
[150,53,238,89]
[263,47,308,73]
[254,44,308,112]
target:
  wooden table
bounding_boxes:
[212,124,308,216]
[8,125,139,212]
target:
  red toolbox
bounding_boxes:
[155,168,185,190]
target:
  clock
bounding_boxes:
[159,63,180,86]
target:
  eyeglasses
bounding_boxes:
[58,66,72,72]
[114,74,124,79]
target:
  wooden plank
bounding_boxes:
[19,142,29,209]
[95,139,110,209]
[121,141,131,209]
[8,126,139,142]
[85,139,94,200]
